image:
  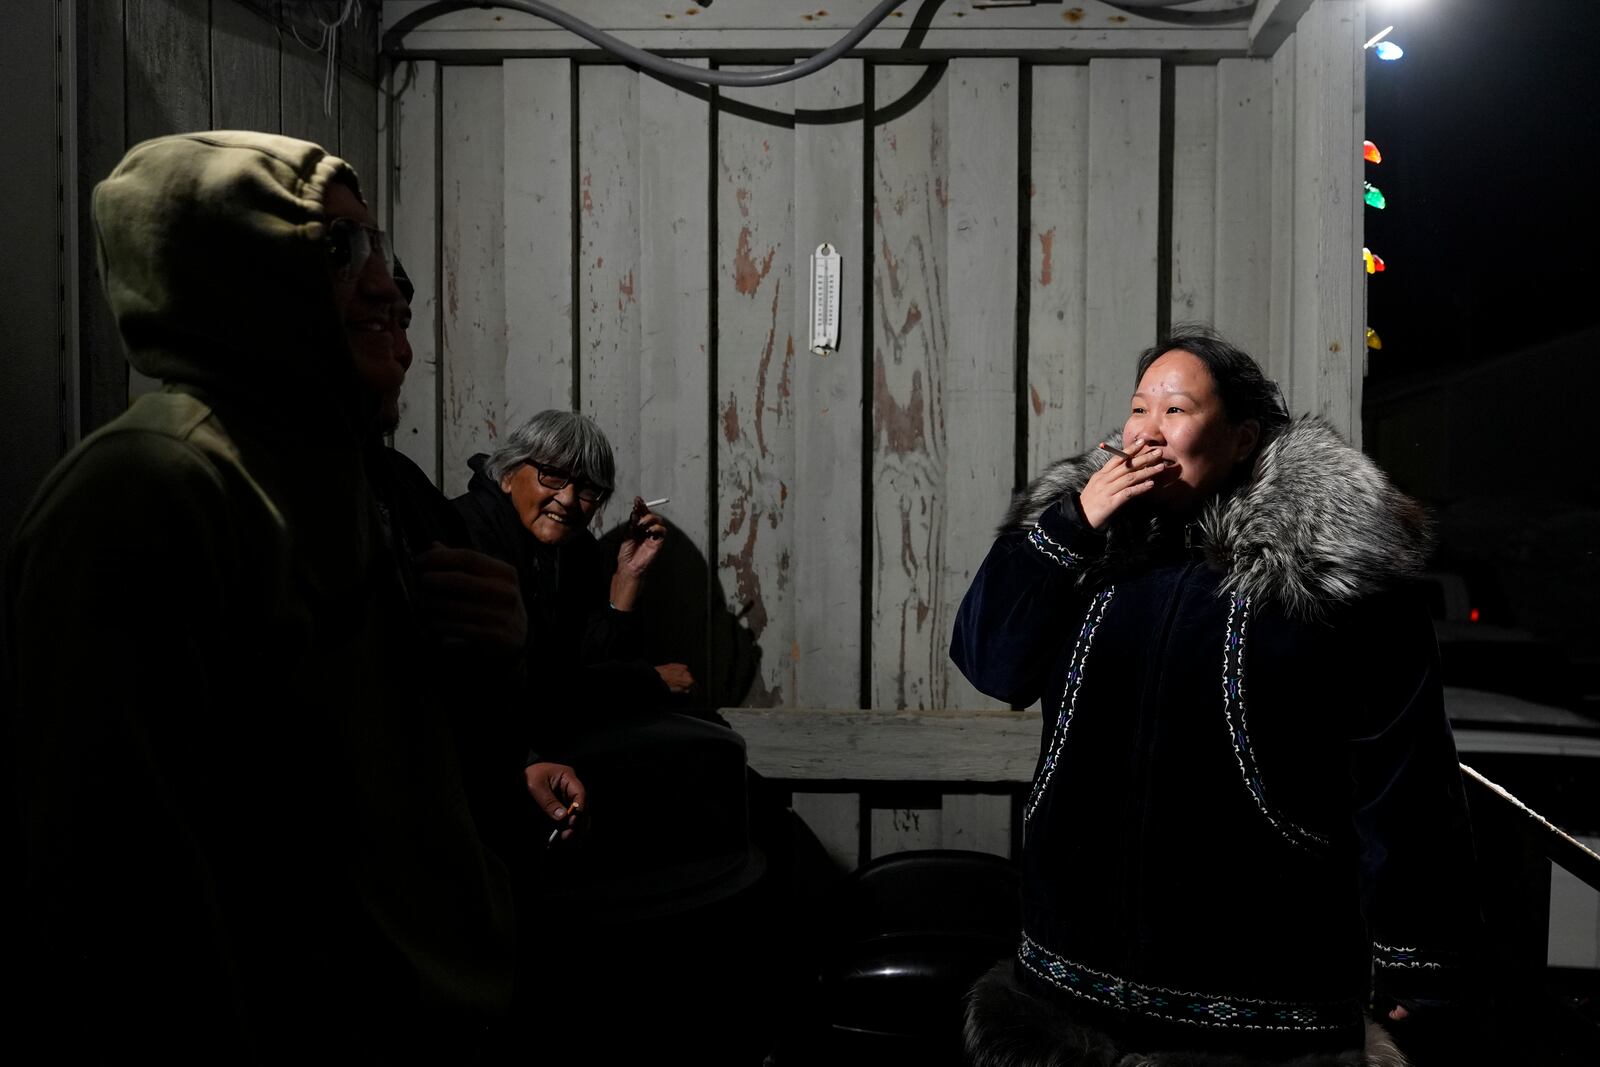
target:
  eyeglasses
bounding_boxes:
[327,218,392,281]
[530,462,609,504]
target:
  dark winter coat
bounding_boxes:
[5,133,513,1060]
[951,417,1479,1058]
[453,455,669,746]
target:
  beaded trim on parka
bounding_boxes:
[1024,586,1115,825]
[1220,594,1330,854]
[1017,934,1362,1034]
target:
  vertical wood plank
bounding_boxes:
[1169,65,1217,326]
[1290,15,1320,421]
[503,59,574,420]
[125,0,210,404]
[78,0,128,432]
[1291,0,1363,438]
[280,22,340,152]
[792,791,860,872]
[638,62,713,684]
[1,0,67,545]
[941,793,1012,858]
[941,58,1017,712]
[717,70,797,706]
[1027,65,1090,475]
[391,60,439,480]
[870,804,943,858]
[125,0,210,142]
[210,0,279,133]
[1268,38,1297,399]
[1336,0,1366,446]
[1084,58,1160,439]
[576,66,642,504]
[1213,58,1274,361]
[870,64,947,711]
[440,64,506,498]
[792,59,865,708]
[339,71,378,194]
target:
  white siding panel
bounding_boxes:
[793,59,866,708]
[440,65,506,498]
[1170,65,1217,326]
[1268,37,1298,398]
[504,59,574,422]
[576,66,642,502]
[941,793,1012,858]
[717,70,797,706]
[870,65,947,711]
[392,60,440,480]
[1028,65,1091,475]
[941,58,1018,712]
[1214,58,1274,361]
[1084,59,1160,441]
[638,61,714,628]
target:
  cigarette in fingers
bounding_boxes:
[1098,442,1133,460]
[643,497,669,509]
[546,801,580,847]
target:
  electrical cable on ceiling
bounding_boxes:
[384,0,1254,86]
[384,0,901,86]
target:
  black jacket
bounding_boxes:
[453,455,668,747]
[952,417,1479,1052]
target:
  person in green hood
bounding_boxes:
[4,132,559,1060]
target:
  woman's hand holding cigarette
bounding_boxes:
[1078,439,1172,530]
[611,496,670,610]
[526,762,587,845]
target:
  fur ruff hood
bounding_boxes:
[1002,416,1432,620]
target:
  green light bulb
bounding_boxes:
[1364,182,1387,209]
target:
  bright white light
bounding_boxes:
[1375,41,1405,61]
[1364,25,1395,49]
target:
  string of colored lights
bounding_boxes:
[1364,25,1405,352]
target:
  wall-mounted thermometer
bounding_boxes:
[810,242,841,356]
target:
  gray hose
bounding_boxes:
[383,0,906,86]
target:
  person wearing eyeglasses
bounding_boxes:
[5,132,521,1058]
[452,410,697,740]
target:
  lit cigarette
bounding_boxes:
[643,497,669,509]
[546,801,580,846]
[1098,442,1132,460]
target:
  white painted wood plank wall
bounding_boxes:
[717,69,799,707]
[440,66,506,499]
[378,0,1369,731]
[1084,59,1161,441]
[792,59,866,710]
[391,60,439,478]
[870,64,947,712]
[939,58,1018,713]
[638,63,714,591]
[503,59,574,420]
[1027,66,1091,476]
[577,66,644,508]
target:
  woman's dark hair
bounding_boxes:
[1135,324,1290,437]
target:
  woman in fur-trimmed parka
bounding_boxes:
[951,329,1481,1067]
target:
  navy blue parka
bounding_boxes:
[952,417,1480,1054]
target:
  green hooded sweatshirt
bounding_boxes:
[6,132,513,1059]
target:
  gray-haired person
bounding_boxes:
[453,410,696,742]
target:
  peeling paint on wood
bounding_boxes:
[578,66,642,504]
[871,64,947,711]
[718,70,797,707]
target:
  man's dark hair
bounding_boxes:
[1135,324,1289,437]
